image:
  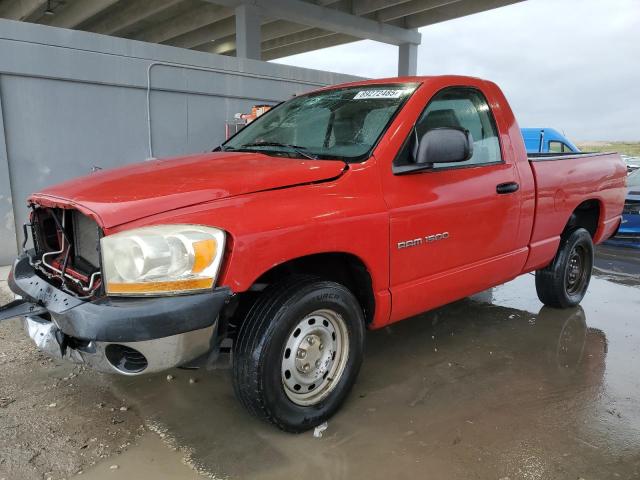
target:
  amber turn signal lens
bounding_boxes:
[107,277,214,295]
[192,239,217,274]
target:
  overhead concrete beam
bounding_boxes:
[203,0,421,45]
[352,0,412,16]
[261,28,335,52]
[139,0,341,48]
[375,0,463,22]
[87,0,184,36]
[405,0,524,28]
[263,32,356,60]
[199,26,333,56]
[132,3,232,44]
[0,0,45,20]
[41,0,120,29]
[195,20,310,54]
[166,15,237,48]
[200,0,432,59]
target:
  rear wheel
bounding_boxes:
[535,228,594,308]
[232,276,365,432]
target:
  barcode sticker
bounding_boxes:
[353,89,404,100]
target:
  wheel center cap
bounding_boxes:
[295,334,326,376]
[568,256,581,283]
[281,309,350,406]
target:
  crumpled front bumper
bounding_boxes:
[22,315,216,375]
[2,254,233,375]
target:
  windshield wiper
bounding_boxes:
[212,144,236,152]
[239,142,319,160]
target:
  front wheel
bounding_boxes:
[535,228,594,308]
[232,276,365,432]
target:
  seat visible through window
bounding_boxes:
[421,109,462,131]
[395,87,503,169]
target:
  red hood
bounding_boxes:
[30,152,346,228]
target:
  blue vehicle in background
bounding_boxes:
[520,129,637,246]
[608,169,640,247]
[521,128,580,154]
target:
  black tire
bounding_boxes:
[232,275,365,432]
[535,228,594,308]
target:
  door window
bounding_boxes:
[549,141,572,153]
[395,87,502,169]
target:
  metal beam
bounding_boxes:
[203,0,421,45]
[41,0,120,29]
[86,0,184,36]
[234,3,261,59]
[0,0,45,20]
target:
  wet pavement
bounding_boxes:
[595,244,640,285]
[79,245,640,480]
[78,433,203,480]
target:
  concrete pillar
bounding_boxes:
[235,4,261,60]
[398,42,417,76]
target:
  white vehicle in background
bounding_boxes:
[621,155,640,173]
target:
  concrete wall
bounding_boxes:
[0,19,359,265]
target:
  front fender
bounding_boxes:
[104,161,392,326]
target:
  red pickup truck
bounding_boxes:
[0,76,626,432]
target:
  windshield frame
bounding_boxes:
[221,82,421,163]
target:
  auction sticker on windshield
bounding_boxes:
[353,89,405,100]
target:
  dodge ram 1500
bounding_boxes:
[0,76,627,432]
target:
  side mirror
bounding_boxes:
[415,127,474,166]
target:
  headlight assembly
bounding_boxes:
[101,225,226,296]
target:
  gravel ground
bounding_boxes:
[0,279,144,480]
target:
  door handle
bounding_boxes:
[496,182,519,194]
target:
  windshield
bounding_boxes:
[628,169,640,188]
[223,83,419,162]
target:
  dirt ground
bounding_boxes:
[1,244,639,480]
[0,276,145,480]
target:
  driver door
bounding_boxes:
[383,87,526,322]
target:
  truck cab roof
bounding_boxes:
[521,127,580,154]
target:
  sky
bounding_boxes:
[274,0,640,142]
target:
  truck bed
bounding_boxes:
[527,151,627,250]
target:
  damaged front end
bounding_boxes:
[26,204,103,299]
[1,203,232,375]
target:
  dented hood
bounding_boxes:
[30,152,346,228]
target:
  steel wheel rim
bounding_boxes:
[281,309,350,406]
[565,245,588,295]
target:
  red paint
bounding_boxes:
[28,76,627,329]
[32,153,346,228]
